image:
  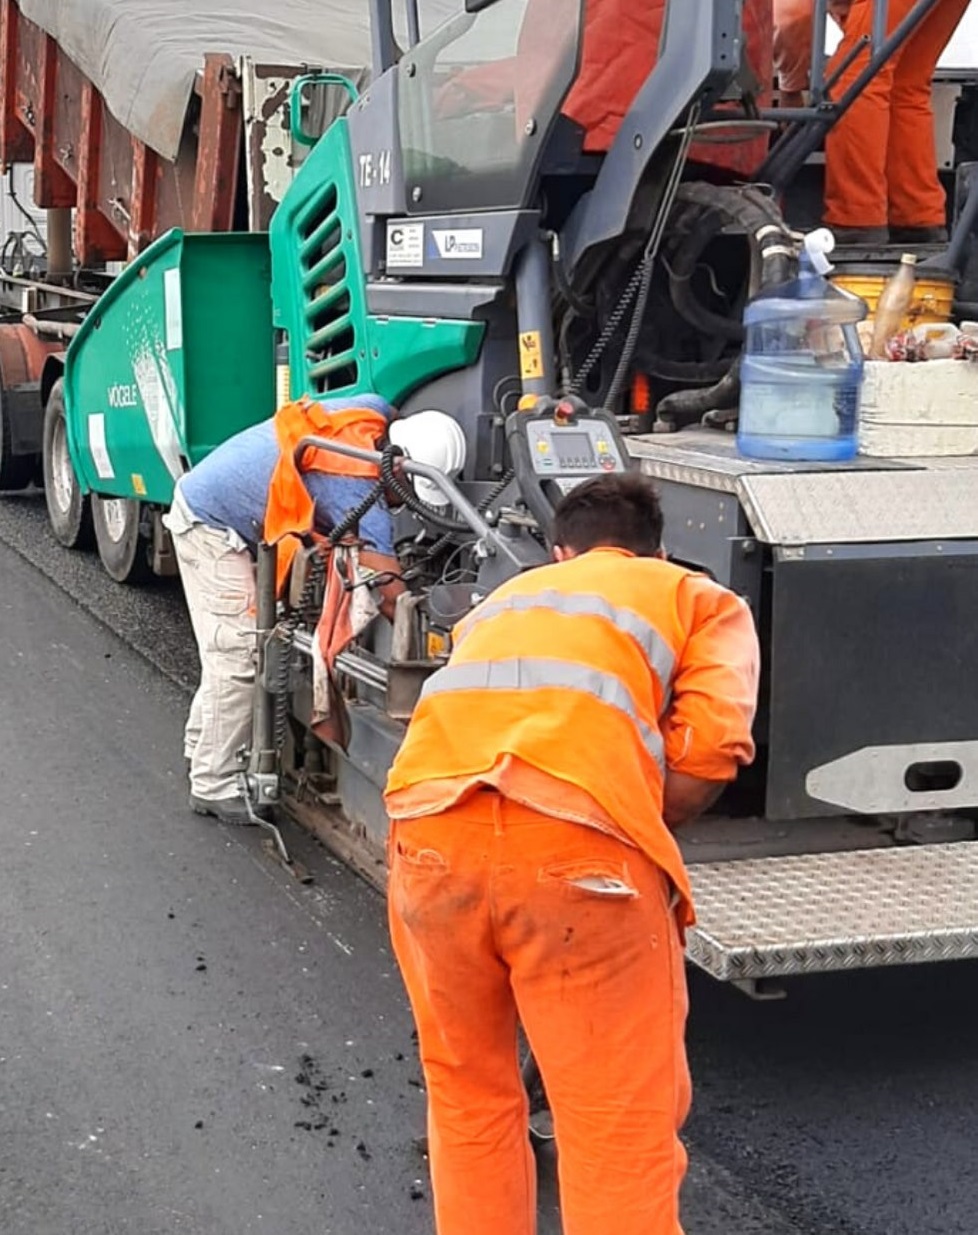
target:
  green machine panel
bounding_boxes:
[65,230,275,504]
[270,117,484,405]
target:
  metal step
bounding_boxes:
[686,843,978,981]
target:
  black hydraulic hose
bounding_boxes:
[380,446,471,535]
[646,186,794,426]
[273,549,324,753]
[418,467,516,567]
[271,441,482,750]
[642,355,732,384]
[664,183,794,343]
[571,104,702,404]
[655,356,742,423]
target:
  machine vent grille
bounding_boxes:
[297,183,358,394]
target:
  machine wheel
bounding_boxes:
[42,379,93,549]
[92,494,152,584]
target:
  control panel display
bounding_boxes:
[527,417,625,478]
[552,431,597,470]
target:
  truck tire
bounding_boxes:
[92,495,153,585]
[42,379,93,549]
[0,393,35,490]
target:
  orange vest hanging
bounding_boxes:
[264,396,390,594]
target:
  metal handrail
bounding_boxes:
[293,433,495,543]
[758,0,942,190]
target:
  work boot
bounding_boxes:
[830,225,890,246]
[889,226,948,246]
[189,793,266,826]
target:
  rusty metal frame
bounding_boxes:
[191,53,243,234]
[75,82,127,264]
[0,0,31,163]
[0,3,248,266]
[34,31,75,207]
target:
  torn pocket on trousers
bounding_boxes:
[394,840,449,871]
[539,859,639,898]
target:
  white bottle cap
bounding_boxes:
[803,228,836,275]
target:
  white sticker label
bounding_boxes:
[88,413,114,480]
[163,267,183,351]
[431,228,483,260]
[386,221,424,269]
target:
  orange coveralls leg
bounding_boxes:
[389,795,691,1235]
[886,0,970,227]
[824,0,969,230]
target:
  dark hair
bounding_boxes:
[551,471,664,557]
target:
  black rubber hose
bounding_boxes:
[655,356,743,422]
[664,184,794,343]
[380,447,472,536]
[642,355,733,384]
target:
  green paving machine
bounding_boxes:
[58,0,978,992]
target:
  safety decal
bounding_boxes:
[131,473,147,497]
[519,330,544,380]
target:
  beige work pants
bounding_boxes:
[170,521,256,802]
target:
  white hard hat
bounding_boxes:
[388,410,467,507]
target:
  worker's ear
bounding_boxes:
[655,546,667,560]
[553,544,577,562]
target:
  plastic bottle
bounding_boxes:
[737,228,868,462]
[869,254,917,359]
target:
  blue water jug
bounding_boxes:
[738,229,868,462]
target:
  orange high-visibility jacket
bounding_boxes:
[264,396,390,593]
[385,548,759,924]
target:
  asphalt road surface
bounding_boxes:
[2,490,977,1235]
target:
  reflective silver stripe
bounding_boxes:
[455,590,675,690]
[420,656,665,769]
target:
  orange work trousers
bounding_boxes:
[388,792,691,1235]
[824,0,970,229]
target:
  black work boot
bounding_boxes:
[830,225,890,246]
[888,226,948,245]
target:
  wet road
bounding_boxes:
[2,491,976,1235]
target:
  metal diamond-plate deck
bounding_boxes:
[627,431,978,544]
[738,470,978,544]
[686,844,978,981]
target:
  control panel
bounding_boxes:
[505,398,632,537]
[526,419,625,480]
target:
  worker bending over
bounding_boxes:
[385,472,760,1235]
[165,395,405,825]
[774,0,969,244]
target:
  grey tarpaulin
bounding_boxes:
[20,0,460,163]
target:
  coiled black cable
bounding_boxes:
[379,447,468,535]
[271,443,478,752]
[418,467,516,569]
[273,447,397,753]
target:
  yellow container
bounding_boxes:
[831,264,955,329]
